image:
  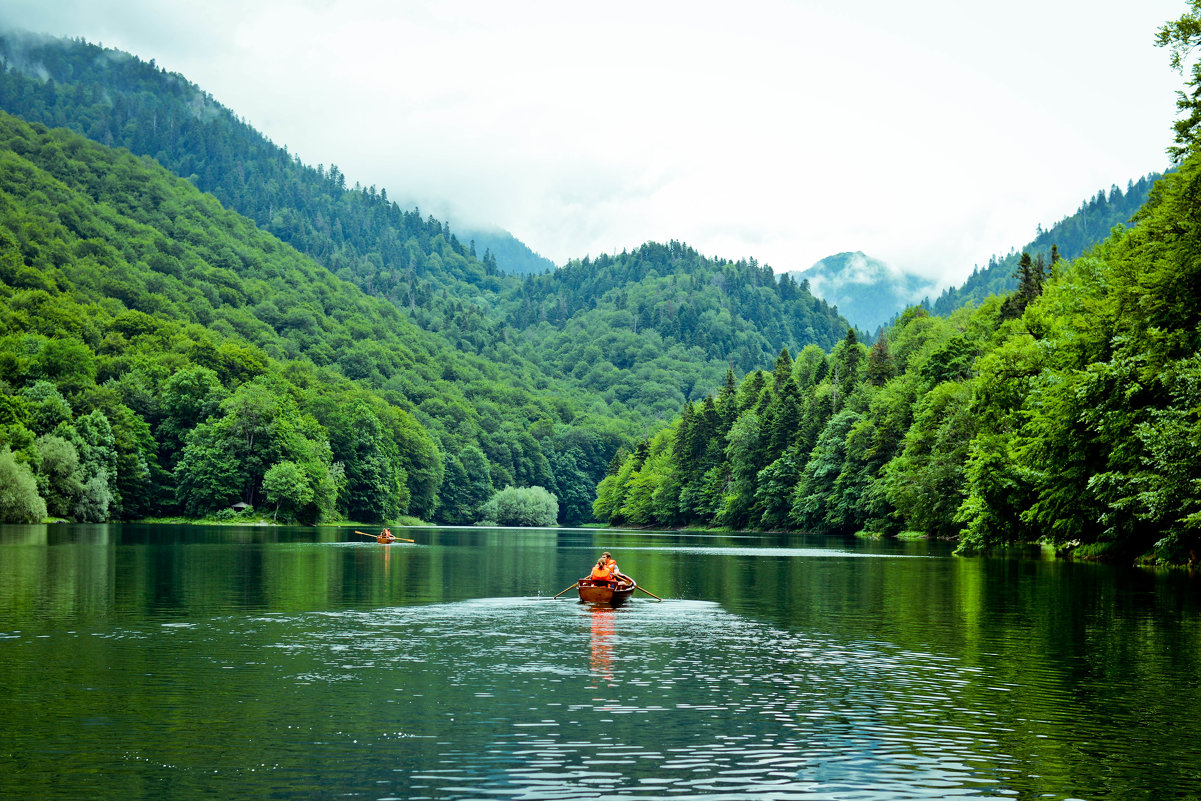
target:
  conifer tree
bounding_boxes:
[1157,1,1201,160]
[866,332,897,387]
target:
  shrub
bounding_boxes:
[0,447,48,522]
[479,485,559,527]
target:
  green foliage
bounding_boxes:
[480,485,559,527]
[501,243,849,419]
[262,461,313,523]
[884,381,976,539]
[174,377,337,521]
[21,380,72,434]
[0,446,46,522]
[928,178,1161,316]
[592,146,1201,565]
[1,27,1196,562]
[0,31,849,506]
[34,434,82,517]
[0,109,630,524]
[1157,1,1201,160]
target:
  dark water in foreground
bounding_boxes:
[1,525,1199,800]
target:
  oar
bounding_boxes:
[635,585,664,602]
[551,581,581,599]
[354,530,415,543]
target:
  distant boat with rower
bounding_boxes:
[354,528,414,544]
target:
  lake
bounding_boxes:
[1,524,1199,800]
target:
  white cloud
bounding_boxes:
[1,0,1184,286]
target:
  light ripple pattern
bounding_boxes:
[240,597,1042,799]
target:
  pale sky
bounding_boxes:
[0,1,1187,288]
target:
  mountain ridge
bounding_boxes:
[923,175,1162,316]
[784,251,937,332]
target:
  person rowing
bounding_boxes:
[601,551,629,584]
[591,554,630,588]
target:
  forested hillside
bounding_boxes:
[3,25,1185,551]
[461,226,557,276]
[926,175,1161,316]
[0,28,851,428]
[499,243,849,419]
[592,0,1201,564]
[0,112,630,525]
[595,147,1201,563]
[590,3,1199,564]
[0,29,502,303]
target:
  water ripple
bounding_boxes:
[222,598,1060,799]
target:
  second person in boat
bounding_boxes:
[602,551,630,585]
[591,553,630,588]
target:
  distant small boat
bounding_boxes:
[576,577,636,605]
[354,529,414,544]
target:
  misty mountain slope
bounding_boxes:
[0,29,526,303]
[0,30,661,419]
[784,251,937,331]
[927,174,1162,316]
[0,110,638,522]
[0,29,852,414]
[462,227,557,275]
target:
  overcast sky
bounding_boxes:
[1,1,1187,287]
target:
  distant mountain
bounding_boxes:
[927,174,1162,316]
[497,242,850,419]
[461,226,557,275]
[784,252,936,332]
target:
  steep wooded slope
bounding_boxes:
[0,29,851,422]
[927,175,1161,316]
[0,112,627,524]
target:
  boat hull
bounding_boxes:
[577,579,635,605]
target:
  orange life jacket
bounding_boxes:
[591,564,612,581]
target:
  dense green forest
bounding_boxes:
[0,30,851,419]
[0,111,630,525]
[596,159,1201,563]
[0,30,860,526]
[925,176,1161,317]
[497,243,849,418]
[594,2,1201,565]
[2,16,1196,565]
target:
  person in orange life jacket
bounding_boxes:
[599,552,629,586]
[600,552,629,583]
[591,557,615,586]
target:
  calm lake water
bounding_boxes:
[1,524,1199,801]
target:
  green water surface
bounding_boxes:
[1,524,1198,800]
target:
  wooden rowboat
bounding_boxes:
[576,577,636,605]
[353,530,414,544]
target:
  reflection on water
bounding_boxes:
[1,524,1199,800]
[588,606,615,687]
